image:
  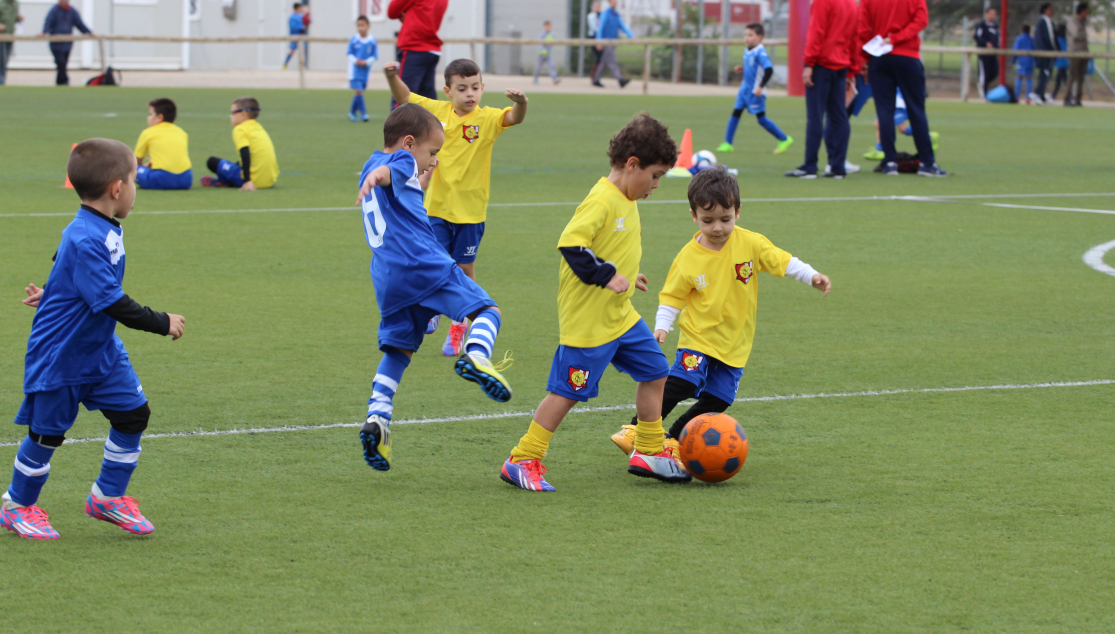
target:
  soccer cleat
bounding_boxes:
[773,136,794,154]
[592,80,605,88]
[281,64,288,71]
[716,142,734,153]
[917,163,948,178]
[618,78,630,88]
[628,448,692,483]
[200,176,229,188]
[881,161,899,176]
[361,113,370,122]
[348,113,359,122]
[843,160,861,174]
[455,351,513,402]
[863,148,885,160]
[821,172,844,179]
[929,131,940,152]
[784,168,816,179]
[663,437,687,473]
[84,495,154,535]
[610,424,637,455]
[442,322,467,356]
[360,414,392,471]
[425,315,442,335]
[500,457,555,492]
[1,504,59,540]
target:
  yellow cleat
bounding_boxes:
[455,351,513,402]
[610,424,637,455]
[663,437,688,474]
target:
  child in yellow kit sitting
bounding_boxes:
[201,97,279,190]
[611,166,831,453]
[134,98,192,190]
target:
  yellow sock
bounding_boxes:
[634,418,665,455]
[510,421,553,462]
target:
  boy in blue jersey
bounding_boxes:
[353,104,513,472]
[717,24,793,155]
[1013,25,1035,103]
[1,139,186,540]
[282,3,309,70]
[347,15,378,122]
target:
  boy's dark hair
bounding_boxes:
[383,103,443,147]
[67,138,135,201]
[148,97,177,123]
[606,113,678,169]
[356,14,369,23]
[1039,2,1052,12]
[233,97,261,119]
[292,3,301,10]
[1021,24,1031,33]
[688,166,740,212]
[745,23,764,36]
[1076,2,1088,14]
[444,58,482,86]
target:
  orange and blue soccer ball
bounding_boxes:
[678,413,748,483]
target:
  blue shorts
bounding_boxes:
[377,266,495,352]
[289,39,301,51]
[137,165,192,190]
[15,355,147,437]
[668,348,744,404]
[894,108,909,127]
[733,89,766,115]
[215,158,245,188]
[350,78,368,91]
[430,218,485,264]
[545,320,670,402]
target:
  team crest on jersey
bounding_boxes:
[567,367,590,391]
[735,261,754,284]
[681,352,704,372]
[463,124,480,143]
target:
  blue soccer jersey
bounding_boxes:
[23,206,128,393]
[347,34,378,83]
[359,150,457,316]
[288,12,305,35]
[742,44,773,97]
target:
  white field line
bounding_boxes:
[1083,240,1115,277]
[4,192,1115,219]
[1,379,1110,449]
[984,203,1115,215]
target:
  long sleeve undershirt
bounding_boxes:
[102,294,171,336]
[558,246,616,287]
[239,146,252,183]
[759,67,774,88]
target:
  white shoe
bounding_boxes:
[627,448,691,482]
[844,160,861,174]
[425,315,441,335]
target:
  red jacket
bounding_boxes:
[388,0,448,52]
[857,0,928,60]
[803,0,860,73]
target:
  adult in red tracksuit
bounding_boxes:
[790,0,859,178]
[387,0,447,106]
[857,0,946,176]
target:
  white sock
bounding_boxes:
[91,482,120,502]
[2,490,25,511]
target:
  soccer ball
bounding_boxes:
[678,413,748,483]
[690,149,717,169]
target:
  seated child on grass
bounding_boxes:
[201,97,279,190]
[134,97,192,190]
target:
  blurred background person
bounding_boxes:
[534,20,560,85]
[1064,1,1089,106]
[1032,2,1058,104]
[388,0,448,105]
[39,0,91,86]
[974,7,999,99]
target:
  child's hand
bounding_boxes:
[753,85,763,96]
[635,273,649,292]
[383,61,400,78]
[23,283,43,307]
[357,166,391,203]
[356,59,367,67]
[605,274,630,294]
[654,329,668,343]
[240,182,257,191]
[734,65,743,74]
[505,89,528,104]
[167,314,186,340]
[811,273,831,296]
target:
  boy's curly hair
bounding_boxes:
[606,113,678,169]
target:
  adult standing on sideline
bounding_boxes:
[586,1,602,80]
[39,0,90,86]
[974,8,999,98]
[857,0,946,177]
[788,0,859,179]
[592,0,633,88]
[1032,3,1058,103]
[0,0,23,85]
[387,0,447,106]
[1064,2,1090,107]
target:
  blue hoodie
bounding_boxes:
[42,3,91,52]
[1012,32,1034,75]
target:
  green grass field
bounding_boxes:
[1,86,1114,633]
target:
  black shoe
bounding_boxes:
[360,415,392,471]
[784,168,817,179]
[619,78,630,88]
[592,80,605,88]
[822,172,845,179]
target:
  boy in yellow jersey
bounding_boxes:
[500,114,691,492]
[201,97,279,191]
[382,58,528,357]
[610,167,831,455]
[134,98,192,190]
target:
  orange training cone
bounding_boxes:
[63,143,77,189]
[666,129,693,178]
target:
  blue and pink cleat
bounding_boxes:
[1,504,60,540]
[500,457,555,492]
[85,494,155,535]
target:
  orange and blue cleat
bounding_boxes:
[500,457,555,492]
[85,494,154,535]
[1,504,60,540]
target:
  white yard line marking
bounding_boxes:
[4,193,1115,219]
[1083,240,1115,277]
[984,203,1115,215]
[2,379,1110,449]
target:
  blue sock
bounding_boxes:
[902,127,913,137]
[7,436,54,507]
[757,115,787,141]
[351,94,360,115]
[724,115,741,144]
[356,94,366,115]
[875,142,883,151]
[95,429,142,498]
[368,349,411,423]
[465,308,501,359]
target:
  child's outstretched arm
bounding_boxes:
[502,89,529,126]
[357,165,392,202]
[23,283,44,307]
[785,257,831,296]
[382,62,411,105]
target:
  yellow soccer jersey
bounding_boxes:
[556,178,643,348]
[134,122,192,174]
[659,226,793,368]
[410,94,512,225]
[232,119,279,189]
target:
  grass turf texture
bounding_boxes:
[1,86,1114,632]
